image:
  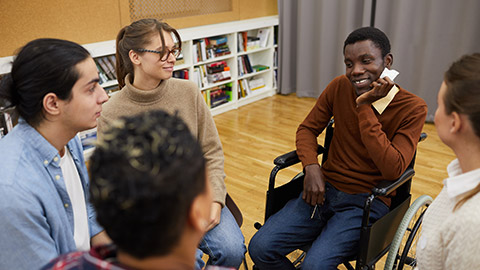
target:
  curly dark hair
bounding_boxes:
[89,110,206,259]
[343,27,391,58]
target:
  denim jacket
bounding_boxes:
[0,120,103,269]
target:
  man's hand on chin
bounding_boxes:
[356,76,395,106]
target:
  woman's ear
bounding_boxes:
[450,111,462,134]
[42,93,61,116]
[129,50,141,66]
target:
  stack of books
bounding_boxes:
[172,69,189,80]
[95,55,117,84]
[193,36,231,63]
[206,61,231,84]
[238,55,253,76]
[203,83,232,108]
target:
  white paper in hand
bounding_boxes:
[372,68,400,114]
[380,67,399,81]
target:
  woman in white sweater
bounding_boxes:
[417,53,480,269]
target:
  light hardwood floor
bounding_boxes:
[213,93,455,268]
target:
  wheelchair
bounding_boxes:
[253,119,431,270]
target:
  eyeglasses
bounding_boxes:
[136,47,181,61]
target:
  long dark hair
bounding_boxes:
[443,53,480,211]
[0,38,91,126]
[115,18,181,88]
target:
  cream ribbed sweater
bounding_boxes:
[417,187,480,269]
[97,75,227,205]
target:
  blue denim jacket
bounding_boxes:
[0,120,103,269]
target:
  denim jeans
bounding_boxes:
[196,206,247,269]
[249,182,389,270]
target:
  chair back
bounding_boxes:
[226,193,243,227]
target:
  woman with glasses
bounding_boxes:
[97,18,246,269]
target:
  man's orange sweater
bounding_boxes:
[296,75,427,206]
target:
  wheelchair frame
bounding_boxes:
[254,119,428,270]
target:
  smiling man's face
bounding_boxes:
[344,40,391,96]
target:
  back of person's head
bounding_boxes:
[343,27,391,58]
[442,53,480,211]
[443,53,480,138]
[115,18,181,88]
[0,38,91,127]
[89,110,207,259]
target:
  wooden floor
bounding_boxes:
[213,93,455,268]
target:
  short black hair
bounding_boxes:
[343,27,391,58]
[0,38,90,126]
[89,110,206,259]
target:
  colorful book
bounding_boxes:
[209,36,228,46]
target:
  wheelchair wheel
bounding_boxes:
[384,195,432,270]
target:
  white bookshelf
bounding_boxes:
[0,16,279,159]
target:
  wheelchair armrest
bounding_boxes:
[273,145,326,169]
[419,132,427,142]
[371,168,415,197]
[273,149,299,167]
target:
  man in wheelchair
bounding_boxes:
[249,27,427,269]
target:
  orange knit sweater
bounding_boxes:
[296,75,427,206]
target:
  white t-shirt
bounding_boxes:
[60,147,90,251]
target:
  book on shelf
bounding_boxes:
[238,78,251,98]
[192,67,201,88]
[200,65,208,86]
[202,90,210,108]
[273,69,278,89]
[107,55,117,69]
[193,65,209,88]
[192,43,199,64]
[237,79,247,98]
[176,52,185,65]
[78,127,97,151]
[205,61,231,84]
[202,83,232,108]
[96,56,116,80]
[239,55,253,74]
[209,36,228,46]
[103,56,117,80]
[104,85,120,96]
[273,48,278,67]
[96,62,110,84]
[206,61,227,73]
[248,77,266,91]
[238,32,248,52]
[194,36,231,63]
[246,36,260,51]
[207,69,231,84]
[199,39,207,62]
[0,106,18,139]
[173,69,189,80]
[256,28,270,48]
[252,64,269,72]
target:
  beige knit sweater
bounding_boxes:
[417,182,480,269]
[97,75,227,206]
